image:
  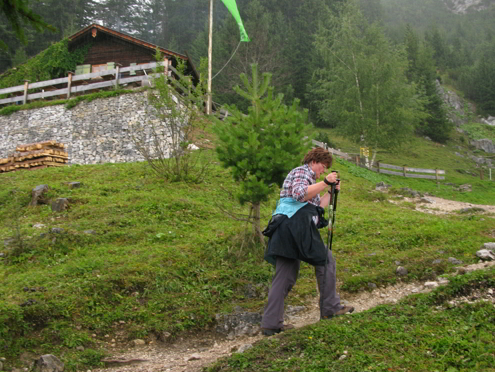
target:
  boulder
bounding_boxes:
[30,185,50,206]
[482,242,495,251]
[396,266,408,276]
[470,139,495,153]
[480,116,495,126]
[375,182,392,191]
[34,354,64,372]
[216,309,262,338]
[476,249,495,261]
[51,198,69,212]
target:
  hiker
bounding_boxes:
[261,147,354,336]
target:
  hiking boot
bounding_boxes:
[261,324,295,336]
[321,306,355,320]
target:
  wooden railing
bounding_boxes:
[0,61,174,106]
[312,139,446,180]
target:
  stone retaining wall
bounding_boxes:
[0,91,172,164]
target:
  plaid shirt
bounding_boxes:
[280,164,321,207]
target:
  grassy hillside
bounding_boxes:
[0,129,494,371]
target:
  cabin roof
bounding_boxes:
[68,24,189,61]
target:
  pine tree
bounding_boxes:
[214,64,312,241]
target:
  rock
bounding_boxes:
[186,354,201,362]
[458,184,472,192]
[187,144,200,150]
[131,339,146,346]
[437,277,450,285]
[34,354,64,372]
[33,223,46,229]
[215,310,262,338]
[51,228,65,234]
[420,197,434,204]
[286,305,306,315]
[481,116,495,126]
[67,182,82,189]
[482,243,495,251]
[432,259,443,265]
[237,344,253,353]
[470,139,495,154]
[448,257,463,265]
[400,188,421,197]
[375,182,392,191]
[30,185,50,206]
[76,346,85,352]
[396,266,408,276]
[83,230,97,235]
[368,283,377,290]
[476,249,495,261]
[424,282,439,289]
[51,198,69,212]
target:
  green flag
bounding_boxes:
[221,0,250,42]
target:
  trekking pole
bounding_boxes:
[327,177,339,251]
[321,171,340,320]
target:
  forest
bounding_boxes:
[1,0,495,141]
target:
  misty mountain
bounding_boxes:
[442,0,495,14]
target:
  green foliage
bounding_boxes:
[131,57,210,183]
[0,39,91,93]
[214,64,312,238]
[0,0,57,49]
[460,122,495,142]
[310,1,424,151]
[215,64,312,205]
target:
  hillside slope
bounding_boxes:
[0,133,494,371]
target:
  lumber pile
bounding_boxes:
[0,141,69,173]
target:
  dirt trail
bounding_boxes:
[91,197,495,372]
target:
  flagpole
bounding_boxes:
[207,0,213,115]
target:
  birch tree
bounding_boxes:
[309,1,424,162]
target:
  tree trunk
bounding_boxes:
[252,202,264,243]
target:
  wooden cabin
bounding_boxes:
[68,24,199,83]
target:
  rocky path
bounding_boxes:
[91,260,495,372]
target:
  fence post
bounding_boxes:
[23,80,29,105]
[435,169,439,182]
[403,166,407,177]
[115,65,120,87]
[490,168,492,181]
[355,155,360,166]
[480,168,484,180]
[164,57,169,77]
[67,72,73,99]
[377,161,380,174]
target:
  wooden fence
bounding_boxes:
[312,139,446,180]
[0,61,175,106]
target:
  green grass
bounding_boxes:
[207,269,495,372]
[0,128,494,371]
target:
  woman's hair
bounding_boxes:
[302,147,333,167]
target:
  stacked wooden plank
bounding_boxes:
[0,141,69,173]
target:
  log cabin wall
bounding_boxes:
[82,33,157,67]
